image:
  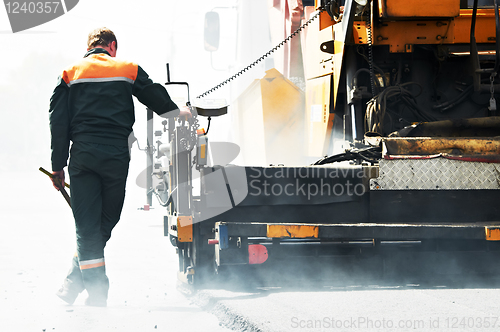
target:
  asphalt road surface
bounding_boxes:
[194,272,500,332]
[0,169,227,332]
[3,168,500,332]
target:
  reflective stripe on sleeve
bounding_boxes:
[67,77,134,86]
[80,258,105,270]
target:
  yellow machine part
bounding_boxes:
[177,216,193,242]
[233,68,305,165]
[200,144,206,159]
[305,75,334,158]
[267,224,319,238]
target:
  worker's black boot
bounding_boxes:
[56,285,80,305]
[81,265,109,307]
[56,255,85,305]
[84,296,107,307]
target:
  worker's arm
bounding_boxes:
[49,76,71,178]
[133,66,186,118]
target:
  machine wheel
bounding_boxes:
[176,223,215,287]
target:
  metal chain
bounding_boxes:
[491,73,496,95]
[196,1,333,99]
[489,72,497,111]
[188,112,200,152]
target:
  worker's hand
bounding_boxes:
[51,170,65,191]
[179,105,193,119]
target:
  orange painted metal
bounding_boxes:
[267,224,319,238]
[453,10,498,43]
[177,216,193,243]
[353,21,369,44]
[485,227,500,241]
[373,20,455,53]
[378,0,460,19]
[352,9,498,52]
[320,10,335,30]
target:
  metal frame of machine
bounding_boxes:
[147,0,500,285]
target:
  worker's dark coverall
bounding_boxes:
[49,48,179,302]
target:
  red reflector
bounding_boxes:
[208,239,219,245]
[248,244,268,265]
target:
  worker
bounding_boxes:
[49,27,191,307]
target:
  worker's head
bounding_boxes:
[87,27,117,57]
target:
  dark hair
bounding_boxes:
[87,27,118,50]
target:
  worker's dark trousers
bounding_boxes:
[64,141,130,301]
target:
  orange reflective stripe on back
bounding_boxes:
[62,54,138,85]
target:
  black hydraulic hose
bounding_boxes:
[352,68,387,90]
[205,116,212,135]
[494,0,500,73]
[355,152,380,164]
[155,187,177,209]
[153,190,170,207]
[471,0,478,43]
[432,85,474,112]
[402,96,438,122]
[396,59,402,85]
[313,147,382,165]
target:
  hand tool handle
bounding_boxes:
[39,167,71,207]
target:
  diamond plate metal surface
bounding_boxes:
[370,158,500,190]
